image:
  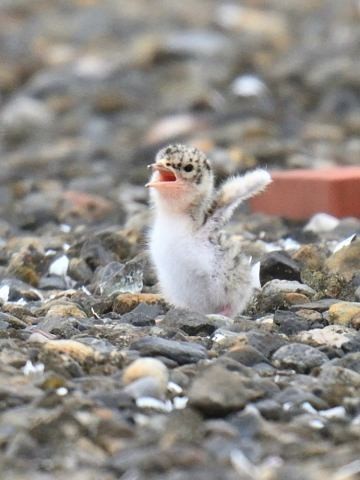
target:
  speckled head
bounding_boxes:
[147,144,212,186]
[147,144,214,213]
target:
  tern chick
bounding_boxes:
[147,144,271,316]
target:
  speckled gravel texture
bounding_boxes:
[0,1,360,479]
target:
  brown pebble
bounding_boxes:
[284,292,310,305]
[328,302,360,327]
[44,339,95,362]
[123,357,168,389]
[113,293,166,314]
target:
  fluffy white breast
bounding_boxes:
[149,212,219,311]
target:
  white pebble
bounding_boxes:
[136,397,172,412]
[167,381,183,395]
[301,402,317,414]
[49,255,69,276]
[308,419,324,429]
[56,387,68,396]
[0,285,10,303]
[231,75,266,97]
[319,406,346,419]
[304,212,339,233]
[22,360,45,376]
[173,396,188,410]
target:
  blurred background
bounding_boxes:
[1,4,360,479]
[0,0,359,228]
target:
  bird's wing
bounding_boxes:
[203,169,272,231]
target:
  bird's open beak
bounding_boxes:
[146,163,178,188]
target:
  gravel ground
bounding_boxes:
[0,1,360,479]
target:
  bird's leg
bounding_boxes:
[218,305,232,317]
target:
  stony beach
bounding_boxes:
[0,1,359,479]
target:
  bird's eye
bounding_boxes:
[184,164,193,172]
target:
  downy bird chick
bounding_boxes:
[147,144,271,316]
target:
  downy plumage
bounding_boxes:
[147,144,271,316]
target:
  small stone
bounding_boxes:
[283,292,310,305]
[49,255,69,277]
[95,260,143,296]
[328,302,360,328]
[113,293,166,314]
[45,302,87,319]
[292,244,327,271]
[295,309,323,322]
[0,312,28,329]
[296,325,359,349]
[262,280,316,297]
[6,247,46,287]
[188,364,264,415]
[226,344,269,366]
[232,331,287,359]
[131,336,207,365]
[315,365,360,406]
[123,357,168,386]
[254,399,283,421]
[68,257,93,283]
[38,275,67,290]
[329,352,360,374]
[163,308,217,336]
[304,213,339,233]
[256,279,316,313]
[260,251,301,285]
[123,357,168,399]
[43,339,96,363]
[290,299,339,312]
[272,343,328,373]
[325,239,360,280]
[122,303,163,327]
[273,310,311,335]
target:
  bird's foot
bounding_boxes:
[218,305,232,317]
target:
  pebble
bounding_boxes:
[48,255,69,277]
[328,302,360,328]
[304,213,340,233]
[262,280,316,298]
[121,303,163,327]
[272,343,328,373]
[260,251,301,285]
[113,293,166,314]
[273,310,313,335]
[131,336,208,365]
[325,240,360,280]
[163,308,219,336]
[123,357,168,388]
[0,1,359,478]
[123,357,169,400]
[188,364,264,415]
[43,339,96,363]
[296,325,359,349]
[45,302,87,319]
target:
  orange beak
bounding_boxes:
[146,163,178,188]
